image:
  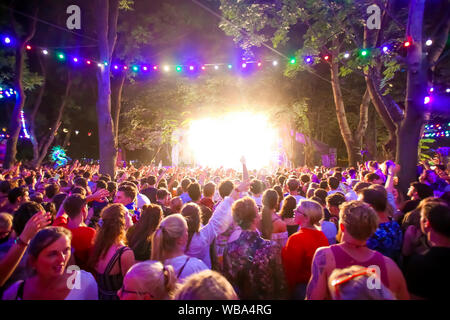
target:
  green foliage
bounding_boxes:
[418,138,436,162]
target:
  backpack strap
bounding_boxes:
[104,246,127,275]
[177,257,191,279]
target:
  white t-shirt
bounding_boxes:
[136,193,150,209]
[164,255,209,282]
[2,270,98,300]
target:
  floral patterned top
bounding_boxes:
[223,230,287,300]
[367,220,403,262]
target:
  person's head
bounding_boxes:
[368,161,379,172]
[353,182,371,194]
[52,193,68,212]
[156,188,171,206]
[422,170,438,184]
[90,204,128,267]
[0,180,12,196]
[151,214,188,261]
[63,194,88,222]
[8,187,29,205]
[147,175,157,187]
[306,188,316,199]
[71,186,86,197]
[286,178,299,193]
[328,265,395,300]
[94,180,107,193]
[358,188,387,213]
[73,177,88,189]
[420,198,450,242]
[348,169,357,179]
[128,204,162,255]
[250,179,264,196]
[295,199,323,227]
[0,212,13,243]
[12,201,45,236]
[107,181,117,198]
[319,180,329,190]
[339,201,379,241]
[174,270,238,300]
[280,195,297,219]
[260,189,279,240]
[327,177,339,191]
[169,196,183,214]
[326,193,346,217]
[27,227,72,278]
[181,178,191,192]
[300,174,310,185]
[313,188,327,204]
[92,173,100,182]
[203,182,215,198]
[365,173,383,185]
[218,180,234,199]
[232,197,259,231]
[408,182,433,200]
[115,185,137,206]
[180,203,201,251]
[44,183,60,201]
[119,261,177,300]
[30,192,44,204]
[187,182,201,202]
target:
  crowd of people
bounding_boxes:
[0,157,449,300]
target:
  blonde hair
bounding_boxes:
[124,261,177,299]
[339,201,379,241]
[298,199,323,226]
[151,214,187,261]
[328,265,395,300]
[174,270,238,300]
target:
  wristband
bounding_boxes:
[15,237,29,247]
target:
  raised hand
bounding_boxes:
[20,211,52,243]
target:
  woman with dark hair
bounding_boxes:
[2,226,98,300]
[180,188,237,268]
[260,189,287,247]
[280,195,299,237]
[223,197,287,300]
[90,204,135,300]
[126,204,162,261]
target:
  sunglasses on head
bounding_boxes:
[330,267,377,300]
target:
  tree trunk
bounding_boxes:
[95,0,120,177]
[364,105,377,160]
[111,72,126,144]
[397,0,427,195]
[3,7,38,169]
[30,54,46,167]
[34,72,72,168]
[329,53,359,167]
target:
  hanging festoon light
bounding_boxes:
[20,110,30,139]
[272,60,278,66]
[425,39,432,46]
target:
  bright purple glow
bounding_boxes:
[382,46,388,53]
[114,65,118,69]
[189,65,194,71]
[3,37,11,44]
[242,63,247,68]
[424,96,431,104]
[73,57,78,62]
[142,66,148,71]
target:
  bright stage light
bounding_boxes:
[187,112,279,169]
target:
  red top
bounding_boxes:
[282,228,329,292]
[52,216,96,271]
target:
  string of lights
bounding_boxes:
[423,123,450,138]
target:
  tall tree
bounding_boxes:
[95,0,121,176]
[3,4,38,169]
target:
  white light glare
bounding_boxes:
[187,112,279,170]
